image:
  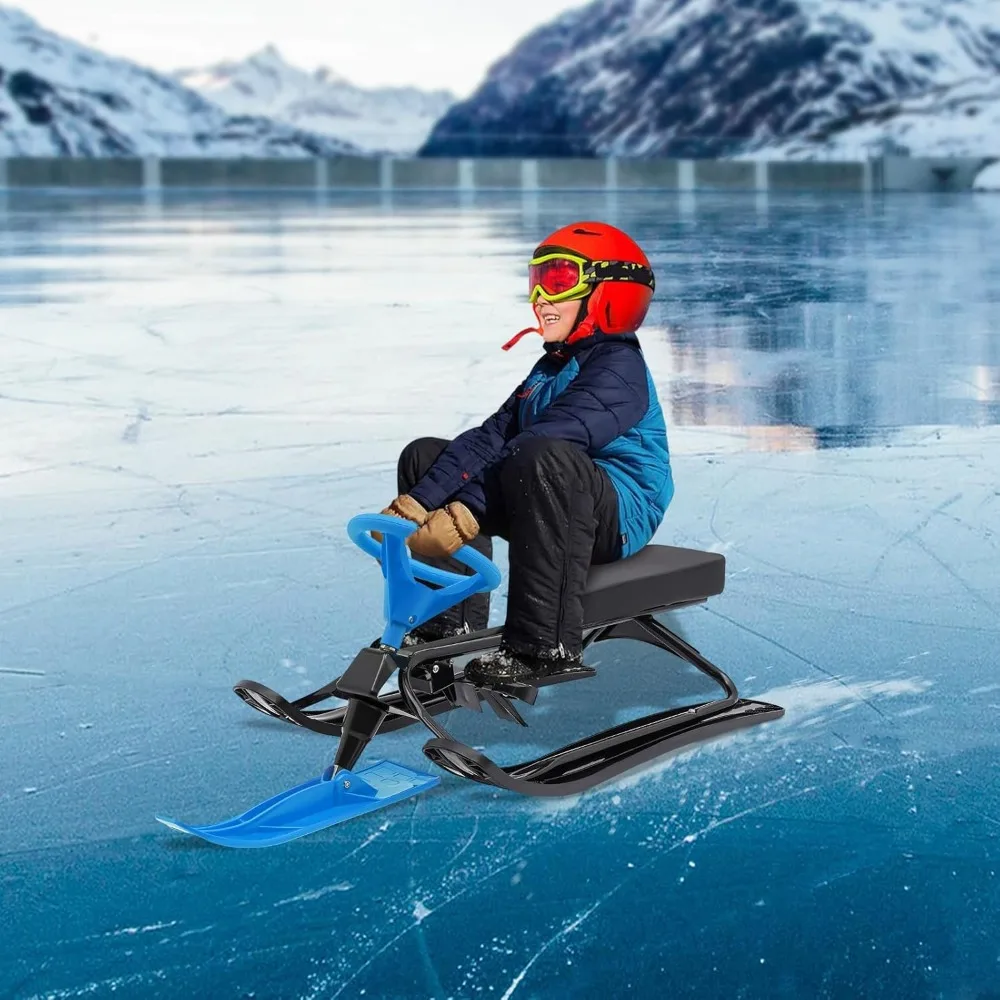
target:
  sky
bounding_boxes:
[11,0,587,96]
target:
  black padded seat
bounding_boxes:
[582,544,725,626]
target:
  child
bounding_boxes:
[380,221,674,688]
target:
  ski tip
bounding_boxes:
[153,814,276,848]
[154,815,195,833]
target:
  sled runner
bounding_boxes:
[156,513,784,847]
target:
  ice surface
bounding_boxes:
[1,188,998,999]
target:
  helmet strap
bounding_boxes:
[565,314,597,345]
[501,291,597,351]
[569,290,591,333]
[501,325,542,351]
[563,289,597,344]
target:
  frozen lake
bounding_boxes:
[1,187,999,999]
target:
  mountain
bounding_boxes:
[419,0,1000,159]
[766,75,1000,159]
[175,46,456,155]
[0,6,359,157]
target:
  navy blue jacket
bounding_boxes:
[408,331,674,558]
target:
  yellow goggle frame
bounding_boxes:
[528,252,655,305]
[527,251,593,304]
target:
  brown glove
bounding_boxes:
[407,502,480,558]
[371,494,428,542]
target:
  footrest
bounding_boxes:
[468,665,598,706]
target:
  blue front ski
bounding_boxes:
[155,760,439,848]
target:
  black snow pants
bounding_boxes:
[397,436,622,658]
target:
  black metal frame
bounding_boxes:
[233,599,785,797]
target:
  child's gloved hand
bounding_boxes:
[372,494,428,541]
[407,502,479,558]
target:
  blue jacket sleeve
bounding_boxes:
[497,342,649,456]
[407,384,522,512]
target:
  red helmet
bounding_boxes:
[503,221,655,350]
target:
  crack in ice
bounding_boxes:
[498,898,606,1000]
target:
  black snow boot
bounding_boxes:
[463,643,585,689]
[369,622,471,651]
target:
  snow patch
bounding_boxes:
[973,160,1000,189]
[757,676,934,716]
[108,920,178,937]
[274,882,353,906]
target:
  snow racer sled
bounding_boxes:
[156,513,784,847]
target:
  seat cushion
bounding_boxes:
[582,544,725,627]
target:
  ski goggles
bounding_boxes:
[528,251,655,304]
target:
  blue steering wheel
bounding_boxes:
[347,512,502,649]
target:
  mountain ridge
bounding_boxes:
[173,45,456,155]
[419,0,1000,159]
[0,5,360,157]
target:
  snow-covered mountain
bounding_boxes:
[420,0,1000,159]
[0,5,359,157]
[767,75,1000,159]
[175,46,456,155]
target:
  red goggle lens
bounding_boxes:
[528,257,584,295]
